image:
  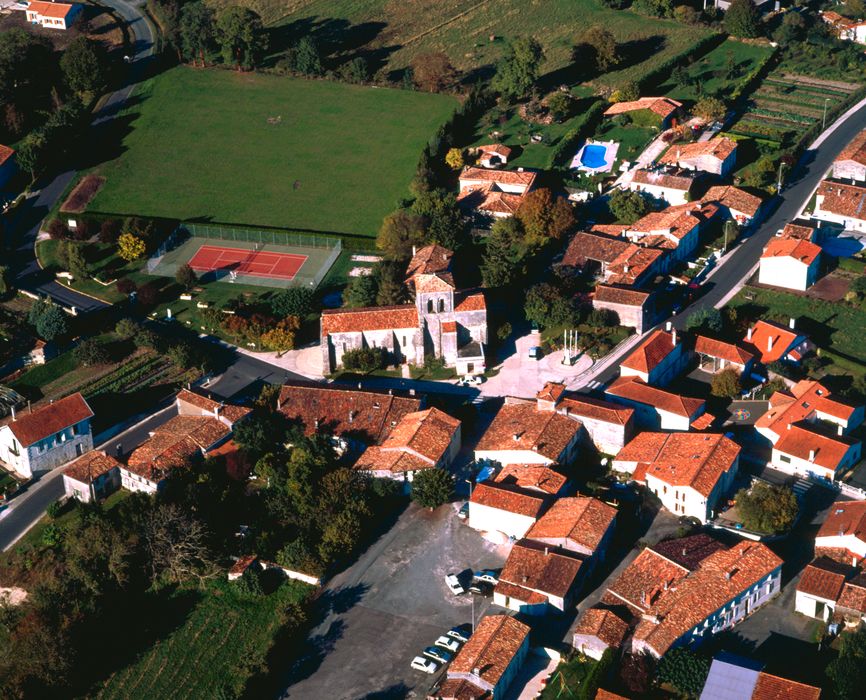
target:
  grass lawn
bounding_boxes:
[539,654,598,700]
[592,121,657,165]
[246,0,712,88]
[93,578,311,700]
[656,39,774,104]
[88,67,457,237]
[9,350,79,393]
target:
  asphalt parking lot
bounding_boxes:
[282,502,510,700]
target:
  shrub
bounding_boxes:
[136,281,161,307]
[735,482,798,534]
[496,321,512,342]
[47,219,69,240]
[99,218,122,243]
[711,368,742,398]
[175,264,198,290]
[46,500,63,519]
[114,318,139,338]
[656,648,711,698]
[411,468,454,509]
[271,287,315,317]
[116,278,137,295]
[73,338,109,367]
[341,347,387,372]
[233,566,264,597]
[587,308,618,328]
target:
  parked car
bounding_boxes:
[528,345,542,360]
[410,655,439,674]
[457,502,470,520]
[447,625,472,643]
[445,573,465,595]
[434,635,461,653]
[469,581,492,596]
[473,570,499,585]
[466,375,484,385]
[423,646,454,664]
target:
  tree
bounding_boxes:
[412,188,466,250]
[851,275,866,298]
[515,188,575,247]
[684,307,723,333]
[337,56,370,84]
[0,265,11,298]
[261,317,301,353]
[60,37,108,95]
[827,629,866,700]
[117,232,146,262]
[374,261,407,306]
[492,37,545,101]
[411,52,457,92]
[16,131,47,181]
[673,4,699,24]
[445,147,464,170]
[611,81,639,103]
[28,298,68,342]
[608,188,649,224]
[167,341,195,369]
[291,36,323,75]
[724,0,761,38]
[411,468,454,509]
[693,96,726,122]
[481,218,524,288]
[179,1,215,66]
[216,6,268,70]
[144,504,217,584]
[175,263,198,290]
[711,368,743,398]
[524,283,575,329]
[734,482,798,534]
[656,649,711,698]
[341,347,387,372]
[376,209,426,260]
[271,287,315,317]
[73,338,109,367]
[99,219,122,244]
[744,155,775,189]
[114,318,139,338]
[547,91,571,122]
[576,26,619,73]
[633,0,675,17]
[343,274,378,308]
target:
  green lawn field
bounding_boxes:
[89,67,457,236]
[213,0,712,88]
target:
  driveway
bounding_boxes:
[282,502,510,700]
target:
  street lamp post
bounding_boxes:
[823,98,831,131]
[464,478,473,500]
[777,162,786,193]
[723,219,733,253]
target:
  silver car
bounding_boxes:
[410,655,439,674]
[434,635,461,653]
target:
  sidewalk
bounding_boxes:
[230,343,324,379]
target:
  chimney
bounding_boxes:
[513,433,520,442]
[410,389,416,396]
[214,404,221,419]
[725,571,732,580]
[789,317,796,330]
[809,449,816,462]
[473,667,481,677]
[314,419,320,430]
[672,329,678,346]
[767,335,774,353]
[412,245,417,257]
[665,321,672,332]
[10,406,15,421]
[348,410,355,424]
[787,423,792,431]
[838,424,844,436]
[624,263,630,273]
[276,394,282,411]
[747,326,753,341]
[544,546,549,556]
[682,547,687,557]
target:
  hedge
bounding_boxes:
[548,101,607,168]
[637,32,726,92]
[729,46,779,103]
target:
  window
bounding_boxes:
[73,423,80,436]
[663,485,667,494]
[438,299,445,312]
[427,299,433,313]
[402,336,407,347]
[779,455,791,463]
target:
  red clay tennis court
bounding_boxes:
[187,244,308,280]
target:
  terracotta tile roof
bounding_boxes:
[434,677,490,699]
[64,451,121,484]
[616,432,740,497]
[455,291,486,312]
[229,554,258,577]
[817,500,866,542]
[125,416,231,481]
[659,137,738,167]
[3,393,93,447]
[604,97,682,119]
[837,575,866,614]
[320,304,418,336]
[816,179,866,220]
[573,607,630,649]
[479,143,513,157]
[694,335,754,365]
[493,463,567,495]
[774,423,858,471]
[373,407,459,466]
[595,691,630,700]
[621,329,677,374]
[27,1,75,18]
[796,557,850,601]
[606,244,666,286]
[470,480,548,518]
[558,394,634,426]
[459,166,537,189]
[591,223,628,236]
[755,380,855,437]
[527,496,617,552]
[562,231,630,267]
[0,145,14,167]
[631,541,782,656]
[742,320,803,364]
[606,376,705,419]
[836,128,866,166]
[594,284,651,307]
[441,320,458,333]
[353,447,431,474]
[406,244,453,278]
[761,237,821,266]
[476,403,581,462]
[415,273,456,293]
[751,673,821,700]
[651,533,728,570]
[537,381,566,403]
[690,412,716,431]
[629,201,716,241]
[176,389,251,424]
[702,185,763,217]
[604,547,690,613]
[497,539,585,598]
[458,183,527,215]
[631,169,696,191]
[781,222,817,241]
[278,381,422,444]
[447,614,530,688]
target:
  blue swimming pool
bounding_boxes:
[580,144,608,169]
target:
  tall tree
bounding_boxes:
[515,188,575,247]
[724,0,762,38]
[60,37,109,96]
[216,7,268,70]
[492,37,545,101]
[574,26,619,74]
[411,188,466,250]
[179,1,216,66]
[16,132,47,182]
[376,209,426,260]
[481,218,523,288]
[292,36,323,75]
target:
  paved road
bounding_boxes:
[7,0,155,312]
[582,98,866,392]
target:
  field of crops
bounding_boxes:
[727,72,859,149]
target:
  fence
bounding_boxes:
[144,222,342,290]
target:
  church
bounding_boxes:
[320,245,488,375]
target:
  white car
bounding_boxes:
[445,573,465,595]
[410,655,439,674]
[434,635,461,653]
[446,625,471,643]
[473,570,499,585]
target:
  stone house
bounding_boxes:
[593,284,655,334]
[694,335,755,376]
[63,451,122,503]
[605,376,706,431]
[659,137,738,177]
[603,97,682,129]
[832,128,866,180]
[468,477,558,540]
[456,166,537,220]
[476,143,512,168]
[626,169,697,206]
[619,329,690,387]
[814,179,866,231]
[814,500,866,566]
[572,607,630,661]
[0,393,94,479]
[626,202,719,265]
[795,556,866,626]
[759,237,822,291]
[742,319,813,365]
[321,245,488,375]
[25,1,82,29]
[702,185,764,227]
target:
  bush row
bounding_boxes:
[729,47,778,103]
[548,101,607,168]
[637,32,726,93]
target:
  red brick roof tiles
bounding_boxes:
[702,185,763,217]
[836,128,866,167]
[476,403,581,461]
[455,291,486,312]
[774,423,858,472]
[837,575,866,614]
[604,97,682,119]
[527,496,617,552]
[459,166,537,188]
[751,673,821,700]
[447,614,530,688]
[817,500,866,542]
[594,284,651,307]
[781,222,817,240]
[479,143,513,158]
[606,245,666,286]
[562,231,630,268]
[604,547,690,613]
[573,607,630,649]
[0,144,14,167]
[817,179,866,220]
[606,376,705,419]
[493,463,567,495]
[470,480,548,518]
[558,394,634,426]
[742,320,803,364]
[631,169,696,191]
[659,137,738,166]
[761,237,821,266]
[755,380,855,437]
[27,1,75,18]
[621,329,677,374]
[64,451,121,484]
[497,539,584,598]
[176,389,252,424]
[406,244,453,278]
[320,305,418,336]
[694,335,754,365]
[537,381,566,403]
[796,557,850,601]
[4,393,93,447]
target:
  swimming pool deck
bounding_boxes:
[570,139,619,174]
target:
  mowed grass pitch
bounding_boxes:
[89,67,458,236]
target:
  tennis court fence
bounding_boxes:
[144,223,342,290]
